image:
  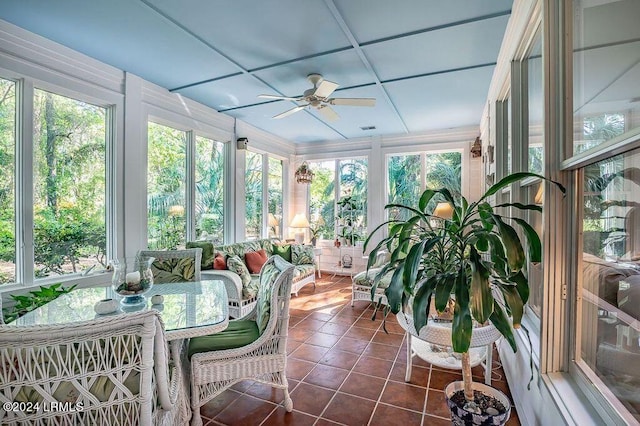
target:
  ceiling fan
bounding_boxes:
[258,73,376,121]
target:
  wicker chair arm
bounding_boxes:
[201,270,243,300]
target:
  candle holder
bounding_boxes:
[111,255,155,306]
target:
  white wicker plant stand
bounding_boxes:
[190,256,295,426]
[397,313,502,385]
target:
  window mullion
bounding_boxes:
[17,78,34,286]
[186,130,195,242]
[262,153,269,239]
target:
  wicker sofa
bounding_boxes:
[187,239,315,318]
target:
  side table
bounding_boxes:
[313,247,322,278]
[397,313,501,385]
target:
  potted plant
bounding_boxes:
[364,172,564,425]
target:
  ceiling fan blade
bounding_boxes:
[329,98,376,107]
[313,80,339,98]
[317,105,339,122]
[258,94,300,101]
[272,105,307,119]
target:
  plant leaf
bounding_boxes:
[489,300,517,352]
[384,266,406,314]
[512,218,542,263]
[492,215,525,271]
[452,270,472,353]
[418,190,436,212]
[507,270,530,305]
[412,277,436,331]
[501,284,524,328]
[469,247,494,324]
[434,272,456,311]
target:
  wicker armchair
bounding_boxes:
[189,256,295,426]
[0,310,189,425]
[139,248,202,283]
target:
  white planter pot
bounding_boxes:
[444,381,511,425]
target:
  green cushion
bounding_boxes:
[272,244,292,262]
[188,320,260,357]
[186,241,215,270]
[353,268,393,289]
[256,263,280,334]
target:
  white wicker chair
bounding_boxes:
[0,310,189,425]
[139,248,202,283]
[189,256,295,426]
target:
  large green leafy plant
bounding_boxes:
[365,172,565,405]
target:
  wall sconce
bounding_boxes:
[295,161,314,184]
[471,137,482,158]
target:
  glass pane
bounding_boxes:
[195,136,224,244]
[268,157,283,239]
[33,89,106,278]
[580,147,640,421]
[0,79,16,284]
[573,0,640,155]
[425,151,462,208]
[527,35,544,173]
[388,154,421,222]
[245,151,263,240]
[338,159,367,243]
[527,183,544,317]
[507,98,512,174]
[147,122,186,250]
[309,160,335,240]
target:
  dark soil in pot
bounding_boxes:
[449,389,508,416]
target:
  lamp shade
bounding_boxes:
[268,213,279,227]
[289,214,310,229]
[534,183,544,204]
[433,202,454,219]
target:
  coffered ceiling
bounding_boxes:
[0,0,513,143]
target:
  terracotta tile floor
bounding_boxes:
[200,275,521,425]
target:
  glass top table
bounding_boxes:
[10,280,229,341]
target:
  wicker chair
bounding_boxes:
[139,248,202,283]
[0,310,189,425]
[189,256,295,426]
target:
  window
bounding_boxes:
[572,0,638,156]
[245,151,263,241]
[309,160,335,240]
[308,158,368,241]
[387,154,421,222]
[33,89,107,278]
[527,34,544,174]
[195,136,225,244]
[569,1,640,421]
[578,149,640,422]
[387,151,461,220]
[147,122,186,250]
[268,157,283,239]
[0,78,16,284]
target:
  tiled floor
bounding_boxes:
[200,275,521,426]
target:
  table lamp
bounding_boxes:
[268,213,279,237]
[289,214,310,244]
[433,202,454,219]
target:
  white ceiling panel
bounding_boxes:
[578,0,640,49]
[253,50,375,98]
[385,66,495,133]
[334,0,512,43]
[147,0,351,70]
[0,0,240,90]
[363,15,509,81]
[0,1,513,144]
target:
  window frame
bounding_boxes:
[0,70,122,292]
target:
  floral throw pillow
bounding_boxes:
[226,255,252,289]
[151,257,196,283]
[255,262,280,334]
[291,244,314,265]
